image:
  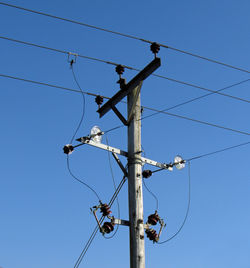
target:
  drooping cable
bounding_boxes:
[142,179,159,211]
[66,155,101,201]
[2,35,250,105]
[157,161,191,244]
[141,146,159,211]
[66,63,101,201]
[69,65,86,143]
[2,2,250,74]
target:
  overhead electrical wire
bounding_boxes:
[157,161,191,244]
[66,156,101,201]
[66,62,102,202]
[1,73,250,137]
[1,2,250,75]
[1,1,249,258]
[74,175,127,267]
[69,64,86,143]
[142,178,159,211]
[1,35,250,105]
[141,147,159,211]
[187,140,250,161]
[141,105,250,137]
[141,77,250,121]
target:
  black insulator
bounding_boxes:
[102,222,114,234]
[63,144,74,154]
[150,42,160,55]
[145,228,158,242]
[100,203,112,216]
[142,170,152,179]
[115,65,125,76]
[147,212,160,226]
[95,95,104,106]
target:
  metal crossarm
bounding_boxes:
[78,139,172,171]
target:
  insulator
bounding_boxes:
[115,65,125,76]
[100,203,112,216]
[147,212,160,226]
[102,222,114,234]
[63,144,74,154]
[142,170,152,179]
[95,95,103,106]
[145,228,158,242]
[150,42,160,55]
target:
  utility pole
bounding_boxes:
[68,44,185,267]
[127,83,145,267]
[97,52,161,268]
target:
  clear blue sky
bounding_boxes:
[1,0,250,267]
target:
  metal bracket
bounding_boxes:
[111,105,128,126]
[67,52,78,65]
[110,217,130,227]
[112,152,128,177]
[78,139,173,171]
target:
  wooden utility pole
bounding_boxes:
[127,82,145,268]
[96,55,161,268]
[67,44,186,267]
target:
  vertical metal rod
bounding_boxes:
[127,85,145,268]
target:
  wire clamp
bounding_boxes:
[67,52,78,66]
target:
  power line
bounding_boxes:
[74,176,127,267]
[1,73,250,137]
[157,161,191,244]
[69,64,86,143]
[141,105,250,137]
[66,155,101,201]
[1,35,250,104]
[1,2,250,74]
[187,140,250,161]
[141,147,159,211]
[141,77,250,121]
[0,36,130,68]
[0,73,110,99]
